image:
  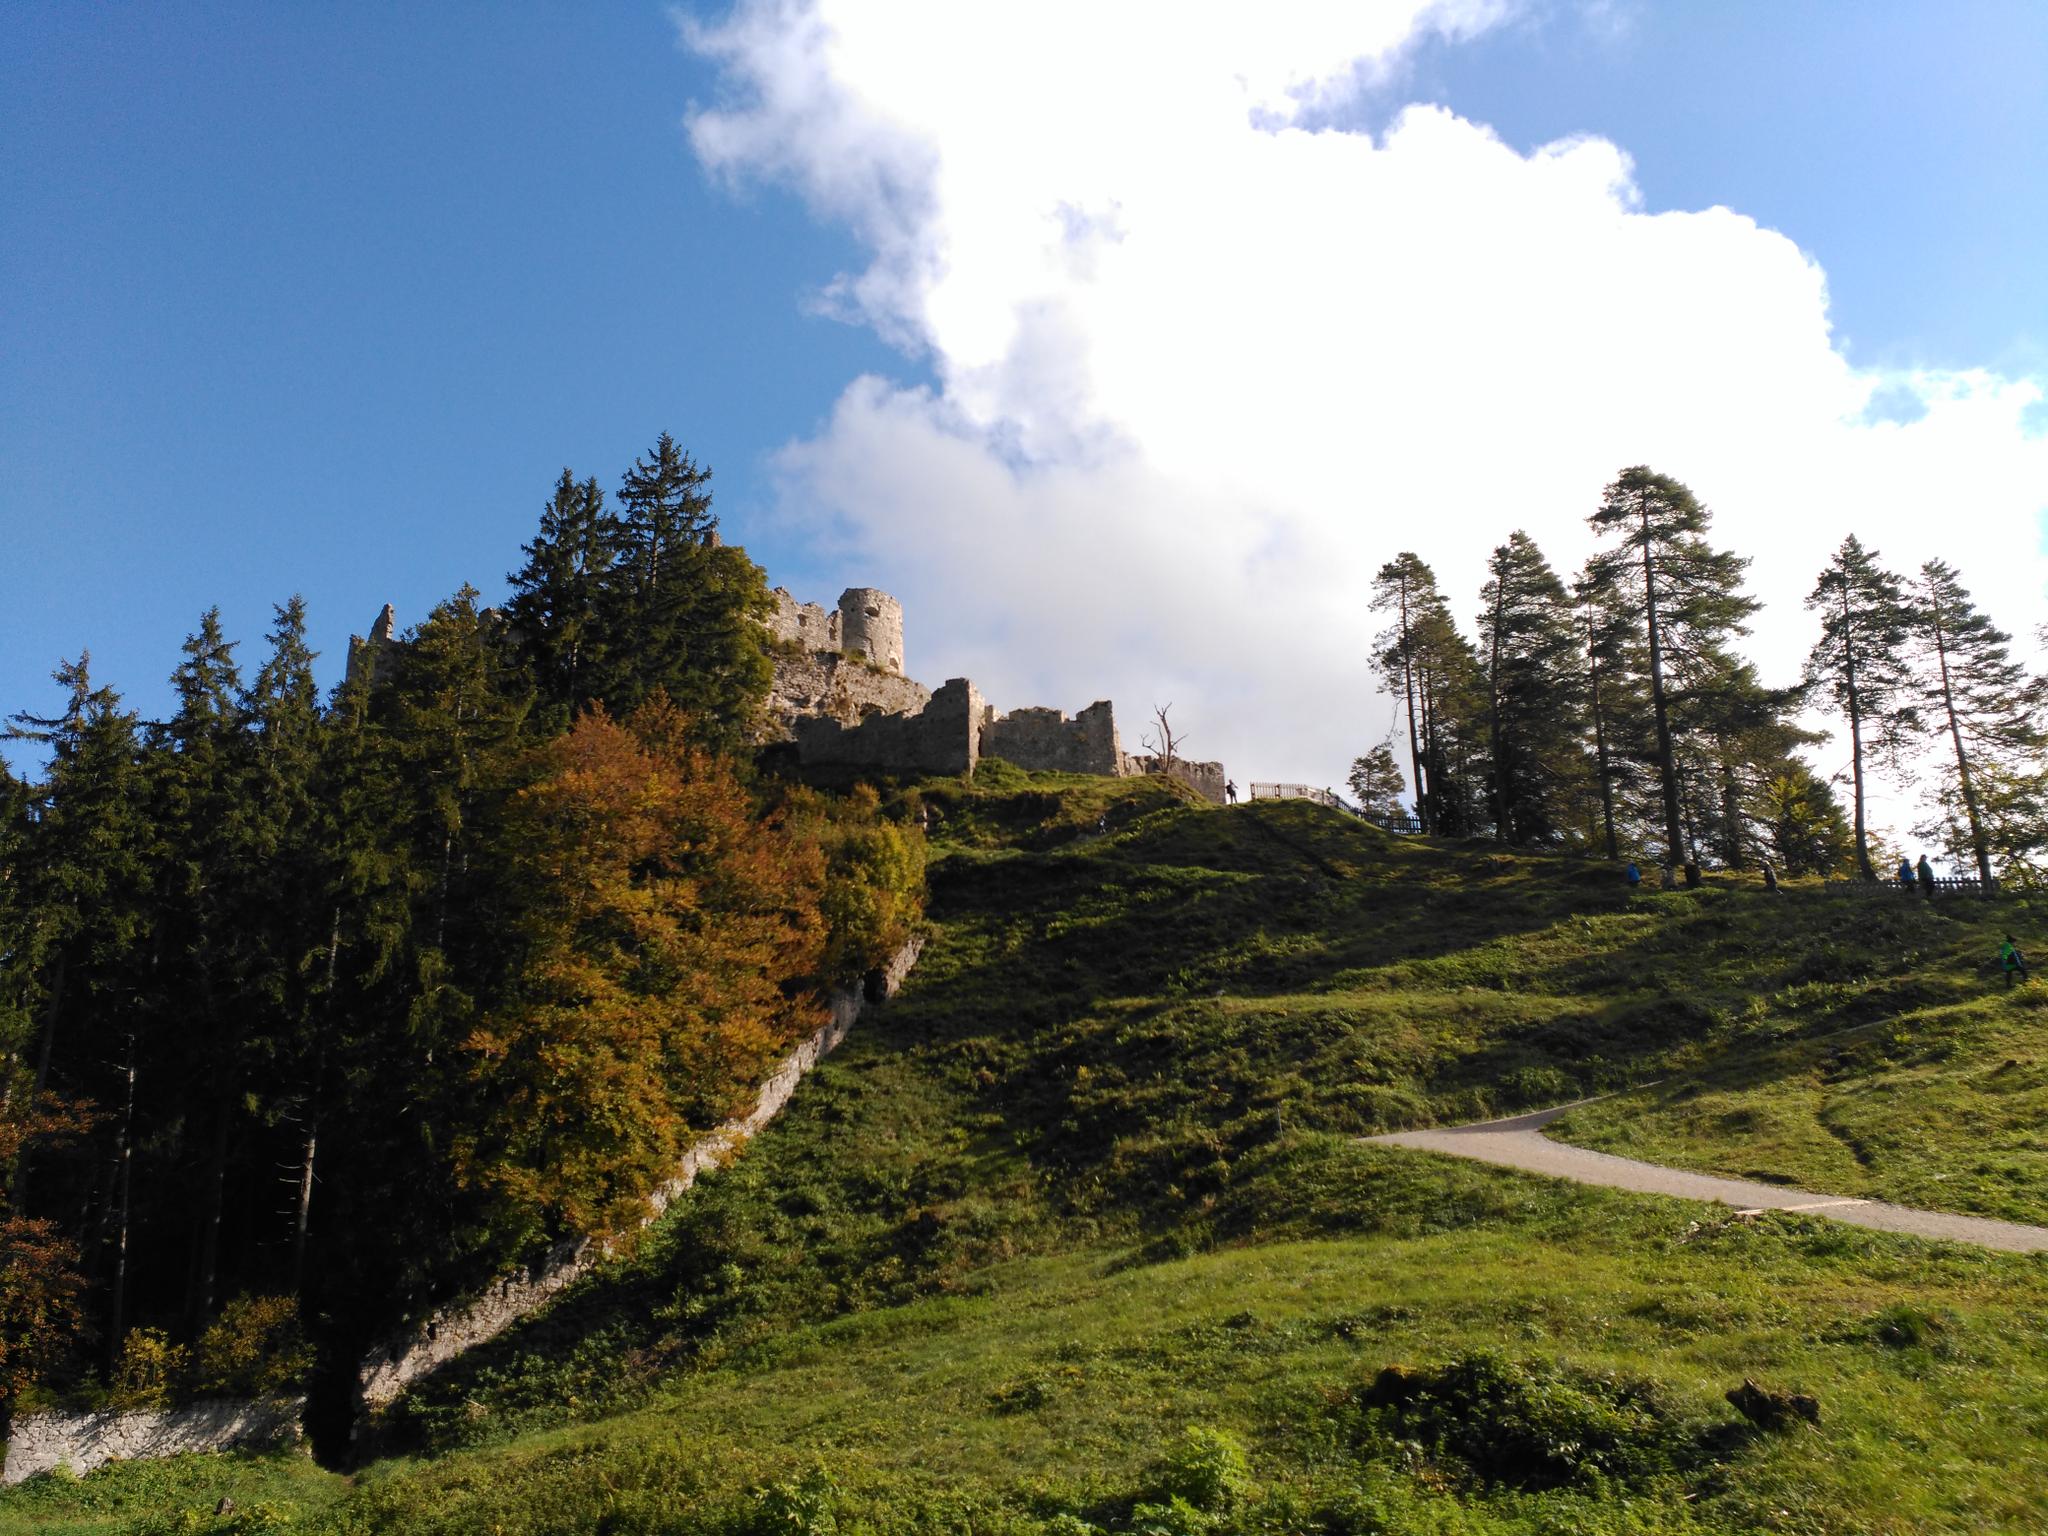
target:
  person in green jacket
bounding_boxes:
[2000,935,2030,987]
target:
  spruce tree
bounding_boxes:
[505,469,614,721]
[1803,536,1919,879]
[1478,533,1585,844]
[596,435,773,746]
[1912,559,2041,885]
[1346,743,1406,821]
[1584,467,1759,885]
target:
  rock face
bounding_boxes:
[4,1398,304,1484]
[343,603,398,686]
[766,652,932,735]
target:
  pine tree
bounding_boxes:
[1478,533,1585,845]
[1370,555,1437,833]
[1574,568,1652,861]
[1803,536,1919,879]
[1912,560,2042,886]
[504,469,615,722]
[1346,743,1406,821]
[1584,467,1759,885]
[1757,762,1853,876]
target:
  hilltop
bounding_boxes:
[7,769,2047,1534]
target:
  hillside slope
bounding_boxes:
[8,772,2046,1534]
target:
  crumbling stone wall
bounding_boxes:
[793,678,986,777]
[5,1397,304,1484]
[765,588,839,653]
[980,700,1124,775]
[1126,754,1229,805]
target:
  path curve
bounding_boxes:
[1367,1098,2048,1254]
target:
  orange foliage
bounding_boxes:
[456,699,826,1243]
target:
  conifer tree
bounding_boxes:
[1478,533,1585,844]
[1803,536,1919,879]
[1346,743,1406,821]
[593,436,774,747]
[1912,559,2042,885]
[1757,762,1854,875]
[1584,467,1759,884]
[1574,568,1652,861]
[1370,555,1437,832]
[504,470,614,722]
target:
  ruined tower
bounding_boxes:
[837,587,905,675]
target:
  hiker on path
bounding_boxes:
[1761,860,1779,893]
[1625,861,1641,888]
[2001,935,2031,987]
[1898,858,1915,890]
[1225,779,1237,805]
[1917,854,1936,897]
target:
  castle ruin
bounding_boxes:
[767,585,1227,800]
[345,583,1226,801]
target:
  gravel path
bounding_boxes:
[1367,1098,2048,1254]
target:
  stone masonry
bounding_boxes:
[5,1397,304,1484]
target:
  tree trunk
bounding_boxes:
[1931,606,1994,885]
[295,907,341,1290]
[1585,613,1619,861]
[107,1037,137,1366]
[191,1105,231,1328]
[1840,583,1873,880]
[1397,582,1429,834]
[1488,589,1508,843]
[1637,502,1690,884]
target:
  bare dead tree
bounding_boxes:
[1142,703,1186,774]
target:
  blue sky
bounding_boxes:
[4,2,2044,783]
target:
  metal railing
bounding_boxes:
[1247,782,1421,834]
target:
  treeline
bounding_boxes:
[1354,466,2047,885]
[0,435,925,1436]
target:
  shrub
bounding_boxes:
[1155,1425,1250,1510]
[1352,1353,1700,1491]
[109,1328,188,1410]
[193,1295,313,1397]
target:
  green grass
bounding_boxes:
[9,777,2047,1534]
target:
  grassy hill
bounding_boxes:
[8,767,2047,1535]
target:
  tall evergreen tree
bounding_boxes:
[1803,536,1919,879]
[1346,743,1406,821]
[1912,559,2041,886]
[1477,533,1585,845]
[504,470,615,722]
[1584,466,1759,885]
[1574,568,1652,861]
[1757,762,1853,876]
[1368,561,1449,835]
[591,436,774,746]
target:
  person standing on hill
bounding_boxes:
[2001,936,2031,987]
[1916,854,1936,897]
[1625,861,1641,888]
[1898,857,1914,890]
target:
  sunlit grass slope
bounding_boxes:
[7,767,2046,1534]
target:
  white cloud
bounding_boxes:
[683,0,2048,824]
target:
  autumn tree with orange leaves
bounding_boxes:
[453,700,828,1248]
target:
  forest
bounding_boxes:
[1349,466,2047,889]
[0,435,927,1442]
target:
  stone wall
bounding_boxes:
[767,652,931,736]
[354,935,923,1417]
[766,588,839,654]
[793,679,985,778]
[1126,755,1229,805]
[5,1397,304,1484]
[980,700,1124,776]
